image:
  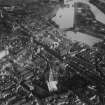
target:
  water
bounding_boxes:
[52,0,104,46]
[79,0,105,24]
[66,31,101,46]
[52,0,74,29]
[0,50,9,60]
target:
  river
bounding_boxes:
[52,0,104,46]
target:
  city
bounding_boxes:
[0,0,105,105]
